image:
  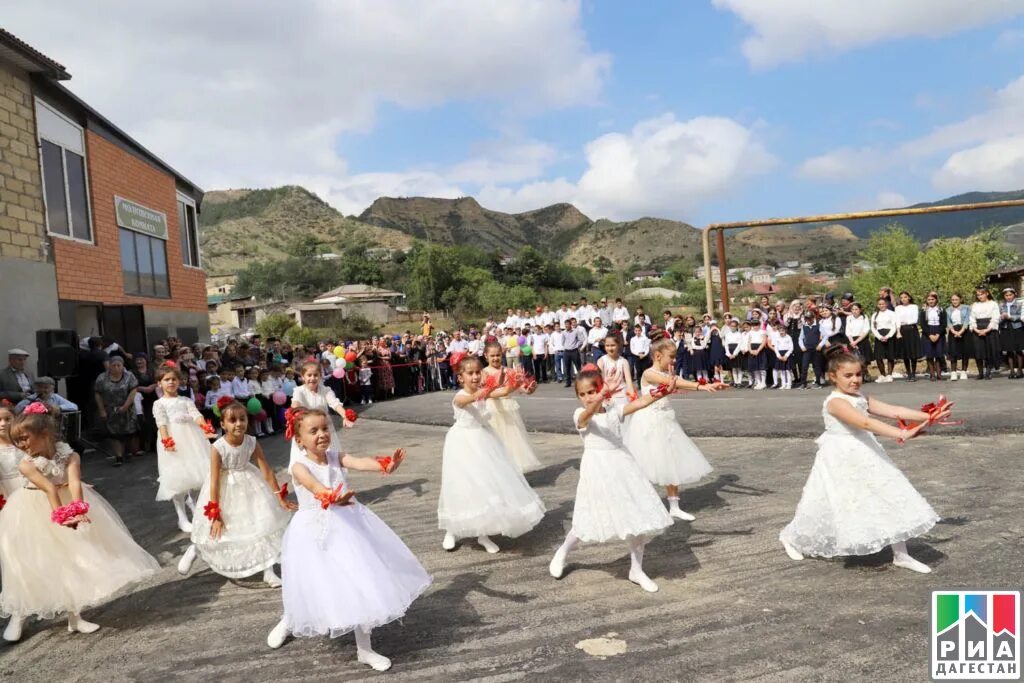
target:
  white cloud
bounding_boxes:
[713,0,1024,68]
[3,1,609,204]
[797,147,885,181]
[932,135,1024,193]
[875,191,909,209]
[480,114,776,220]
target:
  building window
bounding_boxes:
[35,99,92,242]
[120,228,170,298]
[177,193,200,268]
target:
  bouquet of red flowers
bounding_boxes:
[161,436,176,450]
[344,408,358,423]
[51,500,90,527]
[200,421,215,436]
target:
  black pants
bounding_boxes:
[534,356,549,383]
[563,349,581,386]
[801,350,825,385]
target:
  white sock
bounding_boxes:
[667,495,696,521]
[477,535,500,554]
[627,537,657,592]
[177,544,197,575]
[263,566,282,587]
[550,533,579,578]
[891,541,931,573]
[355,626,392,671]
[172,495,193,532]
[67,613,100,634]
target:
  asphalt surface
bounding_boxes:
[360,375,1024,437]
[1,408,1021,682]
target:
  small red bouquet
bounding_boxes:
[51,500,89,527]
[161,436,176,450]
[345,408,358,423]
[315,483,344,509]
[200,421,215,436]
[203,501,222,522]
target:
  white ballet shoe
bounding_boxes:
[669,508,696,522]
[3,615,24,642]
[263,567,283,588]
[628,569,659,593]
[185,494,196,513]
[266,619,289,649]
[67,614,100,634]
[893,555,932,574]
[782,540,804,561]
[442,532,456,551]
[177,519,193,534]
[357,648,393,672]
[177,544,197,575]
[477,535,500,554]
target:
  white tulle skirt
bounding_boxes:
[486,398,543,473]
[191,466,291,578]
[0,475,23,498]
[779,433,940,557]
[625,406,713,486]
[0,486,159,619]
[438,423,545,538]
[571,446,674,543]
[281,504,431,638]
[156,421,212,501]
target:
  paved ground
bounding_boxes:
[360,376,1024,437]
[1,398,1021,682]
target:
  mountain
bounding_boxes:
[825,190,1024,240]
[358,196,591,255]
[198,186,414,277]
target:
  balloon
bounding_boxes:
[332,367,345,379]
[506,337,517,348]
[333,346,344,357]
[212,405,222,418]
[335,358,345,368]
[246,397,262,415]
[345,361,354,370]
[345,351,357,362]
[517,335,527,345]
[522,344,532,355]
[272,391,287,406]
[256,410,268,421]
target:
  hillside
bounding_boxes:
[358,196,590,255]
[825,190,1024,240]
[198,186,414,277]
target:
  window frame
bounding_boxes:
[176,192,202,269]
[35,98,94,245]
[119,227,171,299]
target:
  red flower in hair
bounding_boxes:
[164,360,178,368]
[216,395,234,410]
[24,402,48,415]
[284,407,304,441]
[580,363,599,373]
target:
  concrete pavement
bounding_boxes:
[1,410,1021,681]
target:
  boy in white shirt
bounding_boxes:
[532,327,550,383]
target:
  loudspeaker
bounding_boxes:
[36,329,79,378]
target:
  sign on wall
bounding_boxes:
[114,196,168,240]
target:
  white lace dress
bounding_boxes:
[624,380,713,486]
[0,444,27,498]
[486,395,543,473]
[0,444,160,619]
[571,405,673,543]
[190,436,291,578]
[779,392,940,557]
[153,396,212,500]
[438,392,546,538]
[288,384,342,464]
[280,450,431,639]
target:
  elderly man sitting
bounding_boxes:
[15,376,79,413]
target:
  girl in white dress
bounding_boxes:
[153,365,215,533]
[0,403,26,499]
[596,336,635,406]
[288,361,353,465]
[177,401,295,584]
[266,409,429,672]
[779,346,949,573]
[625,338,719,521]
[438,356,545,554]
[481,341,542,473]
[548,368,675,593]
[0,405,160,642]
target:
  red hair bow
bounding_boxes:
[284,407,304,441]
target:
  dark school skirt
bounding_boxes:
[999,324,1023,354]
[774,353,794,371]
[947,325,968,360]
[873,331,895,363]
[971,319,1000,363]
[747,344,767,371]
[921,325,946,360]
[708,334,727,367]
[689,348,707,372]
[898,324,921,360]
[853,337,872,361]
[727,343,743,368]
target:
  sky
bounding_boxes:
[6,1,1024,225]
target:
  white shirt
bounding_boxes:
[550,330,564,352]
[819,316,842,340]
[467,339,482,356]
[588,326,608,347]
[845,315,870,339]
[924,306,941,327]
[746,329,766,348]
[542,311,558,327]
[970,301,1000,330]
[566,307,580,324]
[531,333,549,356]
[597,306,614,326]
[950,308,962,326]
[894,304,919,327]
[634,314,651,327]
[871,310,898,338]
[231,377,251,398]
[578,305,596,324]
[774,334,793,355]
[557,309,571,326]
[448,339,469,353]
[723,329,745,354]
[629,335,651,357]
[504,315,520,329]
[612,306,630,323]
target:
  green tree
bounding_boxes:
[255,313,295,340]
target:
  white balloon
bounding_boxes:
[335,358,345,368]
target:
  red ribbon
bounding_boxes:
[922,394,964,426]
[376,455,393,474]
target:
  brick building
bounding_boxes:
[0,28,207,360]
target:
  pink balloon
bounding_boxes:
[256,410,268,421]
[272,391,287,406]
[332,367,345,379]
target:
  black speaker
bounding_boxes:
[36,329,79,378]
